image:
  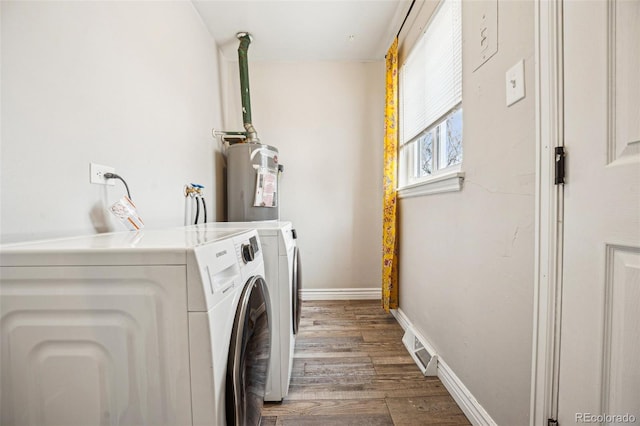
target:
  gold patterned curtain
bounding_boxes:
[382,38,399,312]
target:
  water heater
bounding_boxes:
[226,143,280,221]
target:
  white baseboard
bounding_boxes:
[300,287,382,300]
[438,358,496,426]
[392,308,497,426]
[390,308,410,330]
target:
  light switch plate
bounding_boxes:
[506,59,525,106]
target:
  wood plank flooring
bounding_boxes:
[261,300,471,425]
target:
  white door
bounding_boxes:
[559,0,640,423]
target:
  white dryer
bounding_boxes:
[0,228,271,426]
[188,222,301,402]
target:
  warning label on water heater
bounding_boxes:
[254,168,277,208]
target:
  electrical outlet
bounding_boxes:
[90,163,115,185]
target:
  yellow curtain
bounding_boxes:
[382,38,399,312]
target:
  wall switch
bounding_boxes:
[90,163,115,185]
[506,59,525,106]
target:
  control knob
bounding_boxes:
[241,243,255,263]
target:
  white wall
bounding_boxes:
[225,61,385,290]
[1,1,225,243]
[398,1,535,424]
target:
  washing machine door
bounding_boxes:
[292,247,302,335]
[226,276,271,426]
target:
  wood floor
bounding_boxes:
[261,300,470,425]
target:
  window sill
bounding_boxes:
[397,170,465,199]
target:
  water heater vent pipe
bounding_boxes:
[237,32,259,143]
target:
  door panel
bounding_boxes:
[559,0,640,422]
[602,246,640,417]
[610,0,640,161]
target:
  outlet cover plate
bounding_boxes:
[90,163,115,185]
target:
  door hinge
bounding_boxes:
[548,418,559,426]
[554,146,566,185]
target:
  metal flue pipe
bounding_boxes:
[236,32,259,143]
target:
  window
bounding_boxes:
[398,0,463,197]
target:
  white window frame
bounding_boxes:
[397,0,464,199]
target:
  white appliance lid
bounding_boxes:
[184,221,292,236]
[0,228,247,267]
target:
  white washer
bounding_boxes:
[188,222,300,402]
[0,228,271,426]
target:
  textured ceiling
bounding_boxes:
[192,0,412,61]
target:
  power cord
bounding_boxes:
[104,172,132,200]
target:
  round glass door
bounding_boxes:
[292,247,302,335]
[226,276,271,426]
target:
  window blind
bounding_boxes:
[400,0,462,144]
